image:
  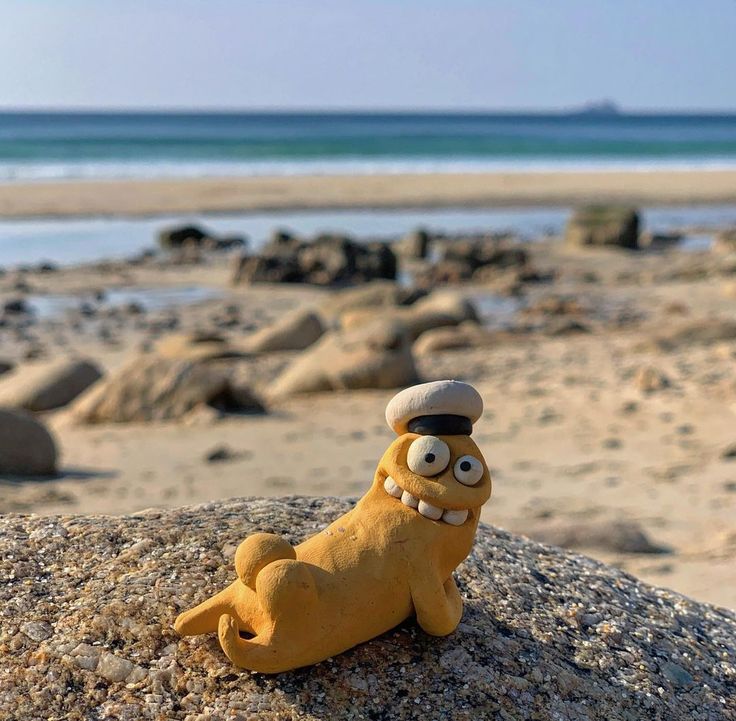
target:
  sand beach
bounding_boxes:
[3,168,736,219]
[2,185,736,611]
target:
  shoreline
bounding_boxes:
[2,169,736,219]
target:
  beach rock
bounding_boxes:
[231,234,397,287]
[442,238,528,271]
[341,291,479,341]
[635,365,671,393]
[639,230,684,249]
[714,227,736,254]
[158,224,208,249]
[413,322,495,355]
[204,444,238,463]
[3,298,31,315]
[244,309,325,353]
[1,497,734,720]
[395,227,431,259]
[419,258,475,284]
[521,519,670,554]
[565,206,640,249]
[153,332,246,362]
[418,238,529,286]
[296,235,397,286]
[318,282,426,323]
[70,356,264,423]
[231,251,303,284]
[0,407,57,476]
[268,319,418,397]
[0,358,102,412]
[158,224,245,251]
[0,359,13,376]
[720,443,736,460]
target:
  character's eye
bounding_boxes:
[407,436,450,476]
[453,455,484,486]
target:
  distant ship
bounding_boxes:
[568,100,622,116]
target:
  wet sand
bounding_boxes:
[3,169,736,218]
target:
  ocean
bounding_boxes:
[2,111,736,182]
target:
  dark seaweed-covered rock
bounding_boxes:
[0,358,103,412]
[231,234,397,287]
[565,206,640,249]
[158,224,245,251]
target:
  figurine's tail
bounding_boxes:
[235,533,296,589]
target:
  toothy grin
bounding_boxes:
[383,476,469,525]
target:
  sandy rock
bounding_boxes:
[0,407,57,476]
[70,356,264,423]
[521,519,670,554]
[394,227,431,259]
[153,332,247,362]
[635,365,670,393]
[0,358,102,412]
[414,321,494,355]
[268,319,418,397]
[565,205,640,249]
[318,281,426,324]
[244,309,325,353]
[341,291,478,341]
[1,497,734,720]
[714,227,736,254]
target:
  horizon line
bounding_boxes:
[2,105,736,116]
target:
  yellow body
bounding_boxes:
[174,433,492,673]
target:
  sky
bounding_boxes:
[1,1,734,112]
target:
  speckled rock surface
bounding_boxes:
[1,497,734,721]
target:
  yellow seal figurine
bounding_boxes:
[174,380,492,673]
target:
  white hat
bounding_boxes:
[385,380,483,436]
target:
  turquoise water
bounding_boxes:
[2,205,735,267]
[2,112,736,181]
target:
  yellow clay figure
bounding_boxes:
[174,380,492,673]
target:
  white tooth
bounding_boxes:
[383,476,403,498]
[400,490,419,508]
[417,500,443,520]
[442,509,469,526]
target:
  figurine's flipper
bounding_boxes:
[410,574,463,636]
